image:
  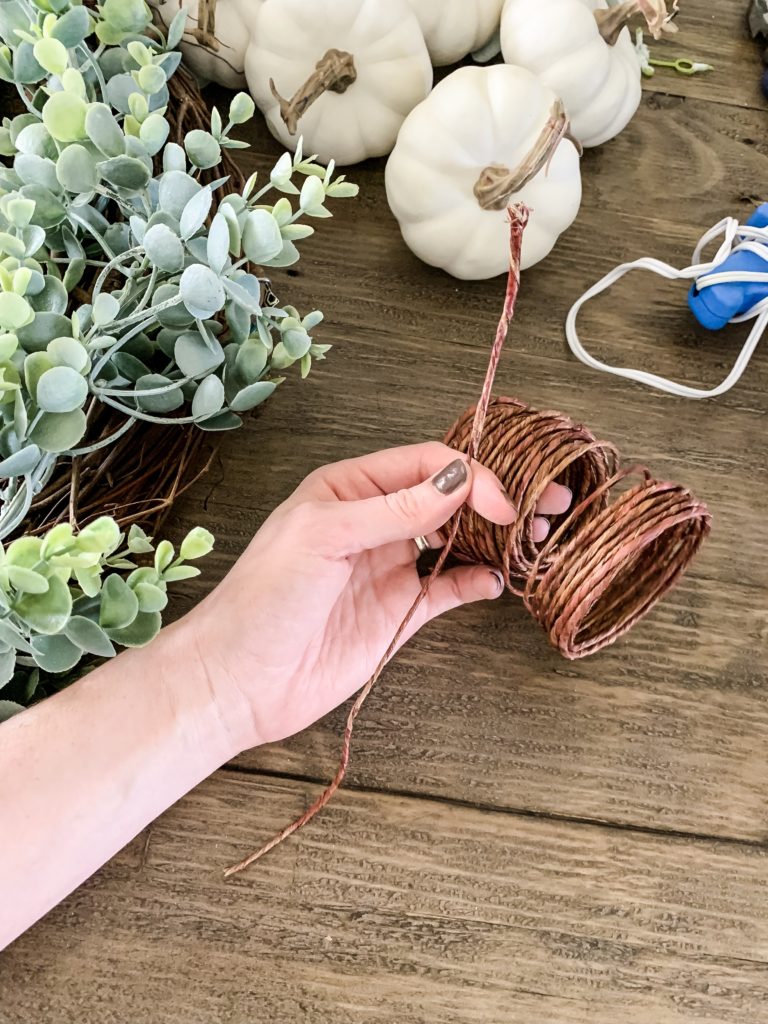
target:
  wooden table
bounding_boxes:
[3,2,768,1020]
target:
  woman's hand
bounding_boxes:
[0,442,571,946]
[187,442,571,751]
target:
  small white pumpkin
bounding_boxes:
[403,0,504,66]
[385,65,582,280]
[149,0,257,90]
[245,0,433,167]
[500,0,678,148]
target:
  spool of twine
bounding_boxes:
[443,398,711,659]
[224,204,712,877]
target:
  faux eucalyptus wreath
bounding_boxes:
[0,0,357,716]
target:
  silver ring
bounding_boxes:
[413,535,431,556]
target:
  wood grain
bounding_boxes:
[155,81,768,842]
[3,773,767,1024]
[642,0,765,110]
[3,2,768,1019]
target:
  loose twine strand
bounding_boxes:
[224,203,711,877]
[223,206,531,878]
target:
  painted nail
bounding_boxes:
[432,458,468,495]
[490,569,505,595]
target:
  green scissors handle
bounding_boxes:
[648,57,714,75]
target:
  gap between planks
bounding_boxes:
[220,763,768,852]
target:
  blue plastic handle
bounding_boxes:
[688,203,768,329]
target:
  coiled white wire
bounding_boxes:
[565,216,768,399]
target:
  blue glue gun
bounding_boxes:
[688,203,768,329]
[567,205,768,398]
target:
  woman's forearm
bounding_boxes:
[0,617,244,949]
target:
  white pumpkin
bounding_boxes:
[149,0,258,90]
[245,0,433,167]
[385,65,582,280]
[500,0,678,148]
[404,0,504,66]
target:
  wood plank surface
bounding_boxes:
[3,773,767,1024]
[156,66,768,842]
[3,1,768,1020]
[642,2,764,110]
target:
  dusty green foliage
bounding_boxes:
[0,516,213,715]
[0,0,358,706]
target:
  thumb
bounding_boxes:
[328,457,471,555]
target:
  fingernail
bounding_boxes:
[490,569,505,595]
[432,458,468,495]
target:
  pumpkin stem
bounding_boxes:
[269,49,357,136]
[193,0,219,50]
[474,100,575,212]
[594,0,680,47]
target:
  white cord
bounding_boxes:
[565,216,768,399]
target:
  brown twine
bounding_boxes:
[224,202,711,878]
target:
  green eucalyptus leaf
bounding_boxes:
[77,516,121,554]
[98,155,150,191]
[0,292,33,331]
[191,373,224,420]
[104,71,142,112]
[0,700,24,722]
[162,564,200,582]
[138,112,169,156]
[235,339,268,382]
[174,330,224,376]
[14,153,59,191]
[0,647,15,687]
[142,222,183,272]
[222,277,261,316]
[64,615,116,658]
[242,209,283,264]
[137,63,166,94]
[18,184,65,229]
[229,379,276,413]
[7,565,49,594]
[134,373,184,413]
[31,633,82,674]
[56,144,99,194]
[158,169,201,220]
[166,6,188,49]
[207,212,230,274]
[42,92,88,143]
[29,276,68,315]
[85,103,126,158]
[33,36,68,76]
[153,283,193,328]
[196,409,242,431]
[51,4,91,47]
[13,573,72,635]
[112,351,150,382]
[179,264,225,319]
[48,336,88,372]
[184,129,221,170]
[179,526,214,560]
[17,311,71,352]
[29,408,87,452]
[105,609,161,647]
[13,42,45,84]
[99,573,140,630]
[179,185,212,240]
[0,445,41,478]
[92,291,120,327]
[133,581,167,613]
[162,142,186,174]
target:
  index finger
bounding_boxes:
[293,441,518,527]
